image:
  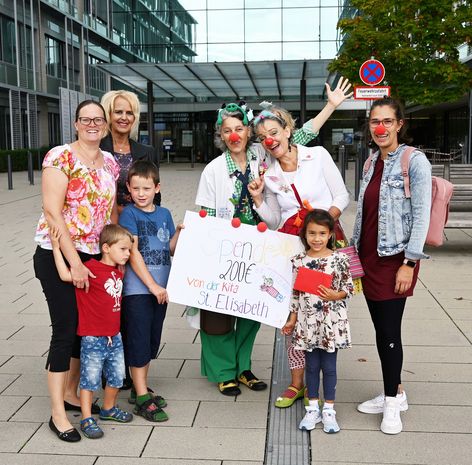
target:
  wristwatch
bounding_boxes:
[403,259,417,268]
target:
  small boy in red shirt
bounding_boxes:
[50,224,134,439]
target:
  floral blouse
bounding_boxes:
[34,144,119,255]
[290,251,354,353]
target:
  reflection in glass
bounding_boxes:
[283,9,318,42]
[245,9,281,43]
[245,42,282,62]
[208,0,244,9]
[283,41,318,60]
[320,41,338,59]
[245,0,281,7]
[320,7,339,42]
[208,10,244,43]
[208,43,245,62]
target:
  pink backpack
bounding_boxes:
[363,146,454,247]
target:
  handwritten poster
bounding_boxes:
[167,211,304,328]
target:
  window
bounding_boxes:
[45,36,65,79]
[0,15,16,64]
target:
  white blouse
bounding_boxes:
[255,145,350,229]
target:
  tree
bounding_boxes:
[329,0,472,105]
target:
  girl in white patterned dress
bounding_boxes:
[282,209,353,433]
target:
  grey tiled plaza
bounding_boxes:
[0,164,471,465]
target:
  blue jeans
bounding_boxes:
[305,349,338,401]
[79,334,125,391]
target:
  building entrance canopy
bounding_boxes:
[96,59,332,103]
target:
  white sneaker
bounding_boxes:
[299,407,322,431]
[322,408,340,434]
[357,391,408,414]
[381,396,402,434]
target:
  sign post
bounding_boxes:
[162,138,173,163]
[354,58,390,100]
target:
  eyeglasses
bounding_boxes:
[369,118,396,128]
[78,117,106,126]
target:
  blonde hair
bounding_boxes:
[99,224,134,252]
[100,90,141,140]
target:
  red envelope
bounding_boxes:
[293,267,333,296]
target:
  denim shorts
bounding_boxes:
[79,334,125,391]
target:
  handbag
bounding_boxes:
[200,309,235,335]
[337,245,365,279]
[277,184,315,235]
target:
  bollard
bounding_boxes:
[28,151,34,185]
[338,144,346,181]
[7,154,13,190]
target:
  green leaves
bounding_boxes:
[329,0,472,105]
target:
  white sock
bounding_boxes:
[308,399,319,408]
[323,402,335,410]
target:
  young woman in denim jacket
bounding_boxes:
[351,98,431,435]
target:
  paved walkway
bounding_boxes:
[0,164,471,465]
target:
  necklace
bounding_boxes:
[113,138,130,153]
[76,141,100,167]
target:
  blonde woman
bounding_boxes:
[100,90,159,213]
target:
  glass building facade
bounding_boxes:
[178,0,342,62]
[0,0,196,150]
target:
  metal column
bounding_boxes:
[300,79,306,128]
[147,80,155,148]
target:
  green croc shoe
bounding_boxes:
[275,385,305,408]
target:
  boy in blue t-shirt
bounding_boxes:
[119,160,183,422]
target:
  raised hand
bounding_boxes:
[325,76,353,108]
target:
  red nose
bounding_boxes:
[229,132,240,142]
[374,124,387,135]
[264,137,274,147]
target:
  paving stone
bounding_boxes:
[0,396,29,421]
[159,343,201,360]
[335,380,472,406]
[178,359,272,381]
[309,430,472,465]
[0,325,23,340]
[8,326,51,342]
[161,328,199,344]
[0,356,46,375]
[350,318,470,347]
[2,374,49,396]
[0,422,40,452]
[0,340,49,357]
[146,358,184,378]
[325,403,472,434]
[0,453,96,465]
[96,459,220,465]
[0,374,20,394]
[142,426,266,461]
[22,422,152,456]
[152,377,235,403]
[195,401,267,428]
[336,360,472,383]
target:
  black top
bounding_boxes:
[100,134,161,206]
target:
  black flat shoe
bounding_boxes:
[49,417,81,442]
[64,400,100,414]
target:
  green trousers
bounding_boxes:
[200,317,260,383]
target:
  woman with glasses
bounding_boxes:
[352,98,431,434]
[249,84,351,410]
[33,100,119,442]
